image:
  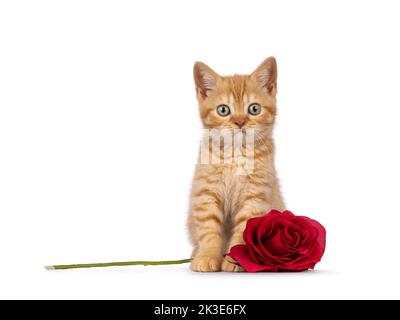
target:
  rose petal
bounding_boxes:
[242,216,266,263]
[263,228,292,256]
[281,225,295,247]
[252,211,297,265]
[228,245,278,272]
[243,215,264,247]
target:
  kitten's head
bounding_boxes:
[193,57,277,133]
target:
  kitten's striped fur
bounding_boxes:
[188,57,285,272]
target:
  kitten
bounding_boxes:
[188,57,285,272]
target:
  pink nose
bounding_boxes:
[234,120,246,128]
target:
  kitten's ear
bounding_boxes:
[193,62,220,99]
[251,57,277,95]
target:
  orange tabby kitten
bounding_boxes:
[188,57,285,272]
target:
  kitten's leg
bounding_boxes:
[222,200,271,272]
[189,198,224,272]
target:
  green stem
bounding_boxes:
[45,258,191,270]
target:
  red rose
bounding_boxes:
[228,210,326,272]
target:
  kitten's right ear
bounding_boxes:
[193,62,220,99]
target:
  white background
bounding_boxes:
[1,0,399,299]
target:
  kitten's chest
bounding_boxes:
[216,158,271,213]
[219,167,249,213]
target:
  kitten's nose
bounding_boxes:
[234,119,246,128]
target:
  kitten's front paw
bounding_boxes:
[190,256,222,272]
[221,256,245,272]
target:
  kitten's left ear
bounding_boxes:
[251,57,277,95]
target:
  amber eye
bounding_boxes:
[216,104,231,117]
[248,103,261,115]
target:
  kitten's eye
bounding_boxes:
[248,103,261,115]
[216,104,231,117]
